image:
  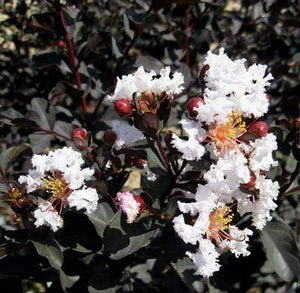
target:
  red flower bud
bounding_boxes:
[248,121,269,138]
[58,40,67,48]
[241,173,256,189]
[72,128,88,150]
[114,98,133,117]
[134,195,146,211]
[186,97,203,117]
[103,130,117,147]
[134,112,159,135]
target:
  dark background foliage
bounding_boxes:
[0,0,299,292]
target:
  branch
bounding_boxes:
[59,8,87,119]
[154,134,173,175]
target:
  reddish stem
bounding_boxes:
[59,9,87,119]
[154,135,173,175]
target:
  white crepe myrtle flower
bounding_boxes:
[33,201,62,232]
[219,227,253,257]
[238,175,279,230]
[106,66,184,102]
[18,147,98,227]
[252,176,279,229]
[187,238,221,277]
[174,186,254,277]
[116,191,144,223]
[204,151,250,195]
[171,118,206,160]
[111,120,145,150]
[249,133,278,172]
[197,48,273,125]
[19,147,94,192]
[68,187,99,214]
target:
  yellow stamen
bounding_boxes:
[207,113,247,154]
[42,172,69,197]
[8,187,22,200]
[207,206,233,242]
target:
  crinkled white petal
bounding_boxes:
[106,66,184,102]
[220,226,253,257]
[116,191,141,224]
[111,120,145,150]
[249,133,278,172]
[204,151,250,194]
[33,201,62,232]
[196,48,272,124]
[252,175,279,229]
[18,169,44,193]
[173,215,203,245]
[68,187,99,214]
[186,238,220,277]
[18,147,94,193]
[171,118,206,160]
[63,167,94,190]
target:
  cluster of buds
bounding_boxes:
[7,184,35,220]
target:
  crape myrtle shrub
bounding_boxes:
[0,0,299,292]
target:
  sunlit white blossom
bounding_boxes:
[171,118,206,160]
[197,48,273,124]
[187,239,221,277]
[106,66,184,102]
[33,201,62,232]
[249,133,278,172]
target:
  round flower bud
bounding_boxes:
[241,173,256,189]
[72,128,88,150]
[134,195,146,211]
[134,112,159,135]
[114,98,133,117]
[58,40,67,48]
[103,130,117,147]
[186,97,202,117]
[248,121,269,138]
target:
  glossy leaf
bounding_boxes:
[261,218,300,282]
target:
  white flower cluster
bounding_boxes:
[19,147,98,231]
[171,49,279,277]
[107,66,184,102]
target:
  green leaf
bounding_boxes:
[33,51,72,74]
[261,218,300,281]
[30,98,56,130]
[123,13,134,40]
[0,144,31,169]
[53,121,72,141]
[111,37,122,59]
[103,211,160,259]
[31,238,63,270]
[60,270,80,291]
[126,7,155,28]
[88,201,114,237]
[29,133,53,153]
[171,257,203,292]
[0,183,8,193]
